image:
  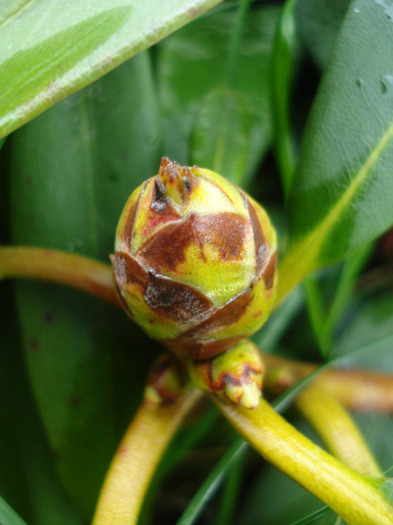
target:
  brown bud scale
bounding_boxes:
[113,158,277,359]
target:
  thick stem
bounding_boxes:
[2,247,393,413]
[262,353,393,413]
[0,246,120,307]
[215,397,393,525]
[296,385,381,477]
[93,389,201,525]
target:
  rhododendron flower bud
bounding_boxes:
[112,158,277,360]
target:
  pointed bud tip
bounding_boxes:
[224,380,261,409]
[156,157,195,208]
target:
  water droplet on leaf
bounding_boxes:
[375,0,393,21]
[380,74,393,94]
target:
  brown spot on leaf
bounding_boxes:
[44,311,56,323]
[29,338,39,351]
[69,396,80,407]
[138,212,248,272]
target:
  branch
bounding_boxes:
[2,246,393,413]
[0,246,120,307]
[296,385,381,477]
[93,389,201,525]
[214,396,393,525]
[262,353,393,413]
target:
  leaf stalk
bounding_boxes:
[295,385,381,477]
[0,246,120,307]
[93,389,201,525]
[214,396,393,525]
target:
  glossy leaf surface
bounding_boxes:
[280,0,393,296]
[191,87,251,185]
[0,285,83,525]
[0,495,28,525]
[295,0,351,70]
[7,54,160,519]
[158,5,279,186]
[0,0,223,139]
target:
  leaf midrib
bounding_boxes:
[277,119,393,302]
[0,0,36,30]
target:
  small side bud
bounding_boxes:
[144,354,190,405]
[188,340,264,409]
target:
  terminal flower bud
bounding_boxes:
[112,158,277,360]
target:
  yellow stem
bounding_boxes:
[262,353,393,413]
[215,396,393,525]
[0,246,120,307]
[317,369,393,413]
[296,385,381,477]
[93,389,201,525]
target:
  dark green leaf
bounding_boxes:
[239,460,335,525]
[7,54,160,518]
[289,506,329,525]
[381,478,393,505]
[0,284,83,525]
[158,4,279,186]
[333,293,393,366]
[0,495,28,525]
[284,0,393,286]
[176,440,247,525]
[295,0,351,70]
[271,0,299,192]
[0,0,223,139]
[191,87,251,184]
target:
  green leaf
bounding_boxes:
[295,0,351,70]
[158,4,279,186]
[176,440,247,525]
[0,284,83,525]
[280,0,393,297]
[0,0,223,139]
[239,460,334,525]
[7,54,160,519]
[271,0,299,192]
[191,87,251,184]
[333,293,393,366]
[289,507,329,525]
[381,478,393,505]
[0,495,28,525]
